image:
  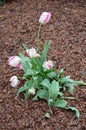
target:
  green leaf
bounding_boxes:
[65,83,74,93]
[17,81,29,96]
[73,80,86,86]
[32,58,43,71]
[49,80,60,101]
[40,41,51,63]
[17,79,34,96]
[33,89,49,100]
[33,75,43,89]
[66,106,80,118]
[47,71,57,78]
[57,92,64,97]
[23,69,39,77]
[58,68,64,78]
[41,79,50,89]
[24,92,30,100]
[20,54,32,73]
[61,76,73,84]
[54,99,68,108]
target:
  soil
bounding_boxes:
[0,0,86,130]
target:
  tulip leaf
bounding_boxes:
[47,71,57,78]
[17,80,33,96]
[49,80,60,101]
[61,76,73,84]
[20,54,32,73]
[40,41,51,63]
[66,106,80,118]
[33,89,49,100]
[23,69,39,77]
[54,99,68,108]
[41,79,50,89]
[73,80,86,86]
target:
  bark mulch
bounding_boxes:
[0,0,86,130]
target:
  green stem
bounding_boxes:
[37,24,42,53]
[49,105,53,114]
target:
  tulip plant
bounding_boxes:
[8,12,86,118]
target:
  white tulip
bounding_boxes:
[10,76,20,88]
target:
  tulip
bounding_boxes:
[39,12,51,24]
[10,76,20,88]
[43,60,54,70]
[28,87,35,95]
[8,56,22,69]
[26,47,40,58]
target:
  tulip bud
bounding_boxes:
[10,76,20,88]
[43,60,54,70]
[8,56,22,69]
[28,87,35,95]
[26,47,40,58]
[39,12,51,24]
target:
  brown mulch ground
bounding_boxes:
[0,0,86,130]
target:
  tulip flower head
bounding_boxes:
[26,47,40,58]
[43,60,54,70]
[8,56,22,69]
[39,12,51,24]
[28,87,35,95]
[10,76,20,88]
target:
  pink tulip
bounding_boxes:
[10,76,20,88]
[39,12,51,24]
[26,47,40,58]
[43,60,54,70]
[8,56,22,69]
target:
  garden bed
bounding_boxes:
[0,0,86,129]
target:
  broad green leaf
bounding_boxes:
[54,99,68,108]
[17,79,34,96]
[33,75,43,89]
[66,106,80,118]
[20,54,32,73]
[40,41,51,63]
[17,81,30,96]
[23,69,39,77]
[41,79,50,89]
[49,80,60,101]
[61,76,73,84]
[47,71,57,78]
[33,89,49,100]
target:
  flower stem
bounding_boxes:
[49,105,53,114]
[37,23,42,53]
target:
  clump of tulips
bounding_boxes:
[8,12,86,118]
